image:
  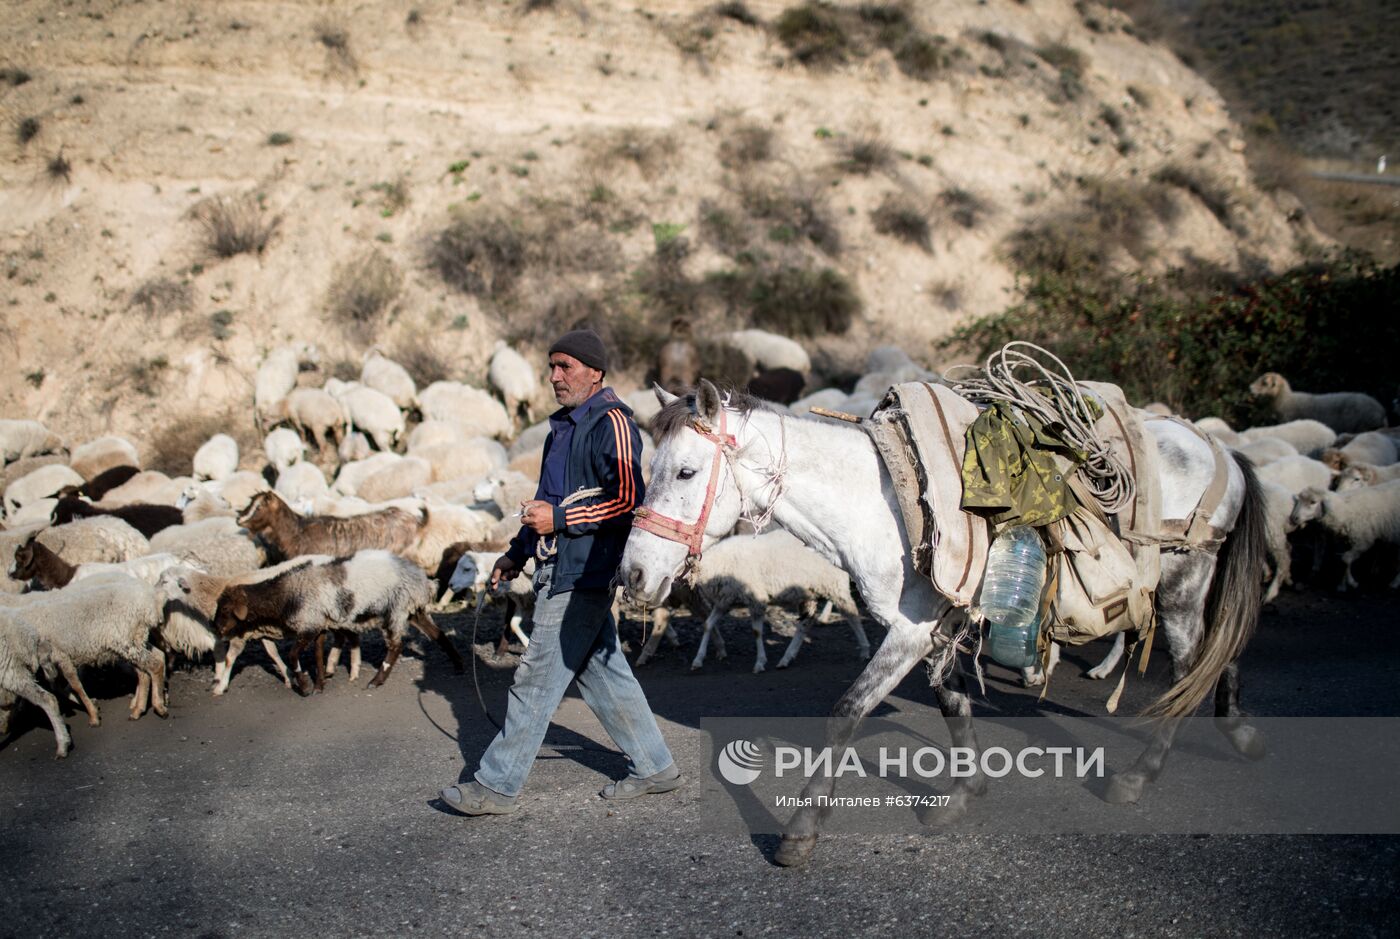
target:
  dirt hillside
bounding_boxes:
[0,0,1323,449]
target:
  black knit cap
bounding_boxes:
[548,328,609,373]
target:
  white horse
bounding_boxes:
[619,380,1268,868]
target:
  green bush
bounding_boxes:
[945,252,1400,422]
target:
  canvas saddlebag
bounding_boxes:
[1041,502,1154,645]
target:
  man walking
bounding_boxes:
[440,329,681,815]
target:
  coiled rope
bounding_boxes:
[945,341,1135,516]
[534,487,604,561]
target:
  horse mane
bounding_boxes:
[650,386,779,440]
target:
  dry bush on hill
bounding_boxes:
[871,193,931,250]
[193,195,280,259]
[706,264,859,337]
[391,331,455,387]
[837,131,896,176]
[16,116,40,145]
[149,410,259,476]
[938,186,992,229]
[587,127,680,179]
[326,250,403,338]
[1151,163,1240,232]
[737,177,842,255]
[313,18,357,74]
[130,278,194,317]
[1005,176,1179,275]
[774,2,951,79]
[718,120,775,168]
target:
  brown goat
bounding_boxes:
[236,490,426,562]
[8,536,76,589]
[51,495,183,539]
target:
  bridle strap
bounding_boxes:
[632,410,736,557]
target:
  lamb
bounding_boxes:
[418,381,512,441]
[155,559,324,695]
[355,456,432,503]
[254,342,319,429]
[722,329,811,375]
[96,470,189,507]
[8,536,184,591]
[361,348,418,411]
[1238,419,1336,457]
[148,516,265,578]
[237,490,427,562]
[332,384,404,453]
[212,550,465,694]
[0,572,168,741]
[413,440,508,485]
[686,529,869,674]
[403,503,499,571]
[332,452,402,497]
[0,455,68,503]
[1249,372,1386,434]
[75,464,141,501]
[51,495,183,539]
[488,341,539,425]
[440,550,535,653]
[1319,431,1399,471]
[193,434,239,482]
[1335,462,1400,492]
[177,486,236,523]
[68,435,140,481]
[263,425,308,470]
[0,419,64,464]
[268,388,346,457]
[276,462,329,502]
[9,497,59,527]
[1233,437,1296,467]
[1259,481,1298,604]
[1254,454,1335,496]
[1289,480,1400,591]
[4,463,85,520]
[338,431,372,464]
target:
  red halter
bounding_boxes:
[632,409,736,557]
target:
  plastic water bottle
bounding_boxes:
[980,526,1047,669]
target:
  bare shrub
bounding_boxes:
[391,331,455,387]
[708,264,859,337]
[719,120,775,167]
[193,195,280,258]
[588,127,679,179]
[713,2,761,26]
[871,193,931,250]
[130,278,194,317]
[938,187,992,229]
[313,18,357,73]
[1151,163,1239,231]
[0,68,31,87]
[698,198,752,256]
[773,2,854,68]
[430,212,526,298]
[149,410,257,476]
[837,131,896,176]
[1005,176,1179,274]
[124,356,170,397]
[16,116,40,145]
[45,151,72,183]
[327,249,403,336]
[738,178,842,255]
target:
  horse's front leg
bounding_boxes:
[775,621,934,868]
[925,656,988,825]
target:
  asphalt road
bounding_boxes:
[2,577,1398,938]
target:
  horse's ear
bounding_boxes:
[696,379,722,425]
[653,383,679,408]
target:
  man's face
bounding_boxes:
[549,353,604,408]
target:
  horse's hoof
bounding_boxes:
[1104,773,1144,805]
[1229,724,1267,760]
[774,834,817,868]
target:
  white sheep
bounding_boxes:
[361,348,419,411]
[442,550,534,650]
[338,431,372,464]
[506,420,552,462]
[1335,462,1400,492]
[68,435,140,481]
[331,452,402,497]
[791,388,850,418]
[356,456,433,503]
[1320,431,1399,471]
[4,463,85,520]
[1249,372,1386,434]
[1254,454,1334,496]
[1259,481,1298,604]
[333,384,404,453]
[1193,417,1244,448]
[0,420,64,464]
[1,455,66,502]
[404,503,498,571]
[419,381,512,441]
[0,572,168,740]
[473,469,539,519]
[1238,419,1336,457]
[488,341,539,425]
[1234,437,1296,467]
[0,518,150,596]
[264,427,306,472]
[413,440,507,485]
[148,516,265,578]
[1289,480,1400,591]
[193,434,239,482]
[722,329,811,375]
[275,462,330,502]
[254,342,319,428]
[98,470,189,507]
[687,529,869,674]
[408,420,472,453]
[268,388,347,456]
[9,498,58,527]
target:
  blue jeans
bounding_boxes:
[474,562,675,798]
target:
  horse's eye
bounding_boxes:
[678,468,697,480]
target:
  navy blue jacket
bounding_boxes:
[505,388,645,597]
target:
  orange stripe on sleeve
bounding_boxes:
[565,410,636,524]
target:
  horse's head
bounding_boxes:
[619,379,744,605]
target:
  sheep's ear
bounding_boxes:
[653,383,679,408]
[696,379,722,425]
[230,593,248,621]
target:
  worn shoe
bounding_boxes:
[440,780,518,816]
[599,764,683,800]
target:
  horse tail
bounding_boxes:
[1146,451,1267,720]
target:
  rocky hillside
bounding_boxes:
[0,0,1323,450]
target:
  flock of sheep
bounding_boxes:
[1,328,1397,761]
